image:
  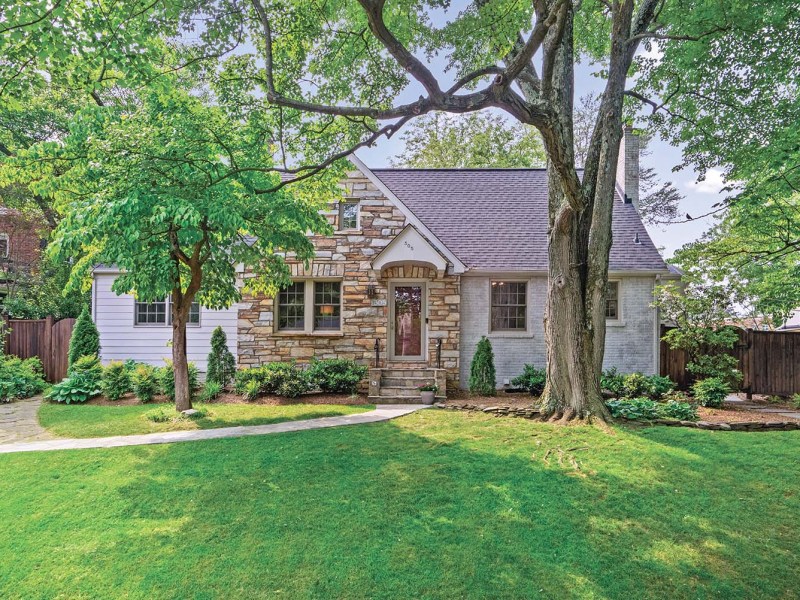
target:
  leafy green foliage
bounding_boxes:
[392,113,546,169]
[144,407,174,424]
[0,356,46,402]
[469,337,497,396]
[511,364,547,396]
[206,327,236,388]
[131,365,160,404]
[660,400,699,422]
[605,397,662,421]
[1,255,88,320]
[68,355,103,388]
[605,397,698,422]
[692,378,731,408]
[68,307,99,367]
[621,373,675,400]
[600,367,625,396]
[158,362,199,402]
[199,381,222,403]
[234,363,311,399]
[306,359,367,394]
[101,361,131,401]
[655,282,743,386]
[45,372,101,404]
[241,380,261,402]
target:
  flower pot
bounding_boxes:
[420,390,435,404]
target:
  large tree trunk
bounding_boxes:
[171,289,193,412]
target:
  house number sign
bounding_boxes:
[404,240,415,252]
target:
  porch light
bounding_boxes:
[366,284,377,298]
[320,304,335,315]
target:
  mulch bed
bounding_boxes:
[437,392,800,431]
[81,391,370,407]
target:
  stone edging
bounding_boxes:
[434,403,800,431]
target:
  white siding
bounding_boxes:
[92,272,238,372]
[459,275,658,388]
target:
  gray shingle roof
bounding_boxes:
[370,168,669,272]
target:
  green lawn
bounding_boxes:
[2,410,798,599]
[38,401,372,438]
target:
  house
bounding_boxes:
[0,206,49,301]
[92,129,677,398]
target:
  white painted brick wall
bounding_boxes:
[459,275,658,388]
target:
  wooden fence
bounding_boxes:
[660,325,800,397]
[2,316,76,382]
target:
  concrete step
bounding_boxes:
[381,376,436,387]
[369,395,434,404]
[381,369,435,378]
[378,387,421,397]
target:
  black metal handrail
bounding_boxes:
[374,338,380,368]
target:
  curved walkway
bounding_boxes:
[0,397,53,445]
[0,404,429,454]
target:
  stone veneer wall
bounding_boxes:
[238,170,461,387]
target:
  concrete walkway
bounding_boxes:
[0,404,429,454]
[725,394,800,421]
[0,397,53,445]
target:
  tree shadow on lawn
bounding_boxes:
[2,411,799,599]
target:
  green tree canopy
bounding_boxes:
[392,112,546,169]
[11,83,334,409]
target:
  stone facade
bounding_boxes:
[238,170,462,387]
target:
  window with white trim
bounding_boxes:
[338,200,359,230]
[277,280,342,333]
[490,281,527,331]
[606,281,620,320]
[134,298,200,326]
[0,234,8,258]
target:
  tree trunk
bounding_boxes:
[171,290,192,412]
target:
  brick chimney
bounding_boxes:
[616,125,640,209]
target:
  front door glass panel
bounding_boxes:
[394,285,422,357]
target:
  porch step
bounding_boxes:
[381,376,436,387]
[368,396,433,404]
[381,369,432,378]
[377,386,422,398]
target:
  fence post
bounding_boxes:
[745,329,754,400]
[44,315,55,382]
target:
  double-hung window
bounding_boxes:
[135,298,200,326]
[606,281,620,320]
[0,234,8,258]
[338,200,359,231]
[490,281,527,332]
[277,280,342,333]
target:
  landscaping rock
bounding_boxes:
[181,409,201,418]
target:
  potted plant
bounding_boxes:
[418,383,438,404]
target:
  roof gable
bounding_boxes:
[365,166,669,273]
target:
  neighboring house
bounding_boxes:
[0,206,48,300]
[92,129,678,397]
[779,311,800,331]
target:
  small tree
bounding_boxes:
[469,336,497,397]
[653,281,742,387]
[26,83,332,411]
[68,307,100,367]
[206,326,236,388]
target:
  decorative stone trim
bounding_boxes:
[380,265,438,280]
[435,404,800,431]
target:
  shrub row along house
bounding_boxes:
[92,130,678,400]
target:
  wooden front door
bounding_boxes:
[389,282,426,361]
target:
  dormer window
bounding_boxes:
[338,200,359,231]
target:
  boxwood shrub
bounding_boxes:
[306,359,367,394]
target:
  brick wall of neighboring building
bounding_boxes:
[0,208,45,269]
[237,171,462,387]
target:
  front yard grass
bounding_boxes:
[38,401,372,438]
[2,409,798,598]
